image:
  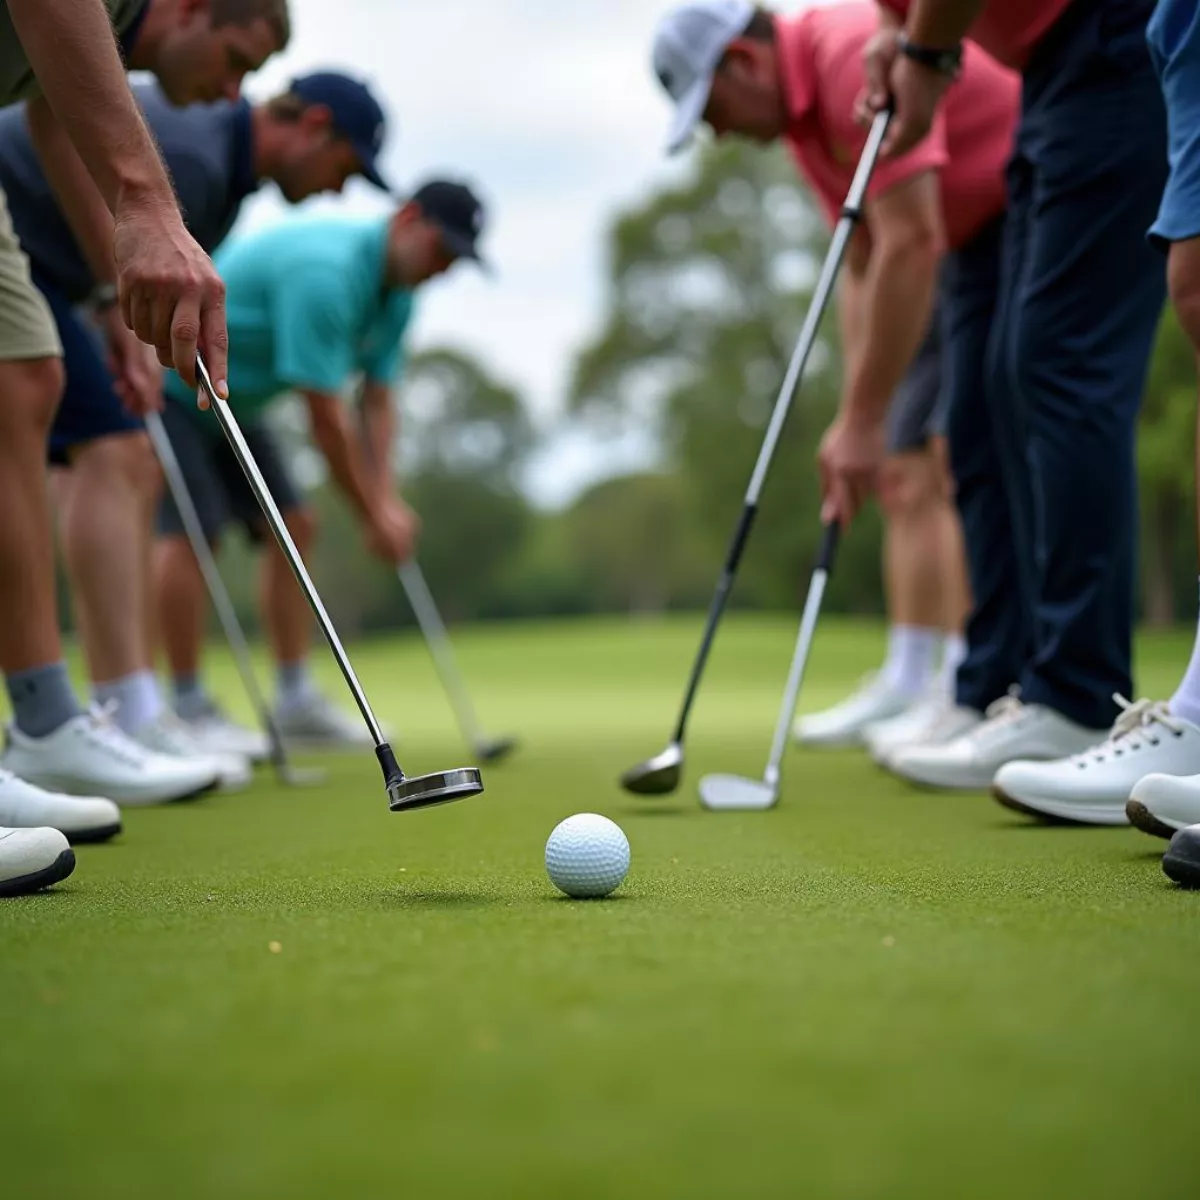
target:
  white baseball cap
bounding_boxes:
[652,0,755,155]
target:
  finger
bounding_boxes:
[199,278,228,400]
[129,295,155,351]
[170,291,202,390]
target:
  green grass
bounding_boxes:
[2,615,1199,1199]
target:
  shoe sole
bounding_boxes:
[992,786,1130,826]
[1125,800,1180,841]
[65,821,122,846]
[1163,846,1200,888]
[114,778,220,808]
[0,847,76,897]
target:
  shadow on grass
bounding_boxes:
[618,805,691,819]
[540,893,632,905]
[382,889,497,911]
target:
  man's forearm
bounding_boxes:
[306,394,379,521]
[27,97,116,286]
[357,382,397,500]
[843,241,938,425]
[906,0,986,46]
[8,0,174,214]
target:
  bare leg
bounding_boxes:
[55,431,159,685]
[154,532,212,683]
[0,357,66,674]
[260,506,316,669]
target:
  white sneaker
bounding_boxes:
[888,694,1105,791]
[0,826,75,897]
[275,692,376,750]
[992,698,1200,825]
[793,673,916,747]
[134,711,252,792]
[863,693,983,766]
[0,768,121,843]
[176,701,270,763]
[1128,770,1200,840]
[2,707,220,807]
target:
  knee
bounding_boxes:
[0,357,64,441]
[71,431,159,495]
[879,451,940,518]
[284,506,317,552]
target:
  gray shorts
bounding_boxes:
[886,313,945,454]
[155,400,301,545]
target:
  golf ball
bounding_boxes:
[545,813,630,898]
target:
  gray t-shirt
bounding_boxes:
[0,0,147,108]
[0,81,259,301]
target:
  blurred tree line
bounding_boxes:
[56,142,1198,636]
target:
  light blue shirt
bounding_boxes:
[165,213,414,422]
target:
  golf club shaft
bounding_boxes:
[195,356,389,750]
[667,109,889,746]
[763,523,840,789]
[397,560,486,746]
[146,410,293,774]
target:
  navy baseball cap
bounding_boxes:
[290,71,391,191]
[410,179,489,268]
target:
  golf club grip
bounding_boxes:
[816,521,840,574]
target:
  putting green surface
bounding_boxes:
[3,616,1199,1199]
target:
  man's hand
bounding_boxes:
[818,412,888,527]
[98,306,163,416]
[111,195,228,395]
[857,25,901,127]
[363,495,420,564]
[862,51,953,158]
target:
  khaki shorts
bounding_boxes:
[0,185,60,361]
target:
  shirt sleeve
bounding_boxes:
[357,294,414,385]
[273,268,357,394]
[816,32,949,205]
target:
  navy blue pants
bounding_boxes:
[942,0,1169,729]
[33,269,142,466]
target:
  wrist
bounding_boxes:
[88,281,119,315]
[896,32,963,79]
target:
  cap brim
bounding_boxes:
[665,76,713,156]
[352,144,391,192]
[440,226,490,273]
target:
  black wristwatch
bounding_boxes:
[897,33,963,79]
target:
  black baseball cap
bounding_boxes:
[410,179,489,268]
[290,71,390,191]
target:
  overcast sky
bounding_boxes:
[228,1,825,507]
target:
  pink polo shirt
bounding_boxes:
[879,0,1074,70]
[777,3,1017,251]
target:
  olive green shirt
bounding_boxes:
[0,0,145,107]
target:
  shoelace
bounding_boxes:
[147,712,206,756]
[960,692,1030,746]
[78,703,151,770]
[1074,695,1183,763]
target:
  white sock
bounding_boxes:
[880,625,940,697]
[1170,579,1200,727]
[276,660,317,713]
[937,633,968,697]
[94,670,165,735]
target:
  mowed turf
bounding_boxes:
[2,615,1199,1199]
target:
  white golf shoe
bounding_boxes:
[176,700,270,764]
[863,692,983,767]
[0,768,121,843]
[2,706,219,807]
[992,698,1200,825]
[275,692,377,750]
[0,826,75,897]
[134,711,253,791]
[888,694,1105,791]
[1128,770,1200,840]
[792,674,915,748]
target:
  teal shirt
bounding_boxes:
[165,213,414,421]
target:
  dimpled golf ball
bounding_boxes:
[544,813,630,898]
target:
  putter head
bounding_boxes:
[387,767,484,812]
[698,773,778,812]
[620,742,684,796]
[474,735,518,764]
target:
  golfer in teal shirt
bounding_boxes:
[163,177,488,564]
